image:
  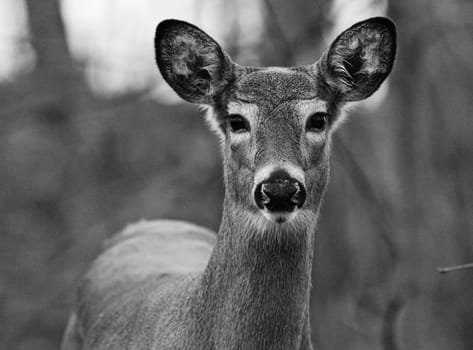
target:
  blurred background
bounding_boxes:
[0,0,472,349]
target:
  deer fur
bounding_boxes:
[61,17,396,350]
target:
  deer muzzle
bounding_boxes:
[254,169,306,213]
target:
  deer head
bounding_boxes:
[154,17,396,230]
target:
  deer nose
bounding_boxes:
[254,170,306,212]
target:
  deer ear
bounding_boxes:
[318,17,396,102]
[155,19,234,104]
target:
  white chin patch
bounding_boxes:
[262,211,298,224]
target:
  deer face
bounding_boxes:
[155,18,396,225]
[218,68,331,224]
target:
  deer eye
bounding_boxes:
[306,112,328,132]
[226,114,250,133]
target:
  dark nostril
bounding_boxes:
[290,182,302,204]
[254,176,306,212]
[291,183,306,207]
[254,183,266,209]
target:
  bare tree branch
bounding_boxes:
[438,262,473,274]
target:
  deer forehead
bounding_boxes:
[233,67,318,104]
[225,67,329,129]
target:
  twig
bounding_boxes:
[437,262,473,274]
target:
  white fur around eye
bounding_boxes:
[306,130,326,144]
[227,102,258,122]
[295,99,329,143]
[227,126,251,144]
[229,132,250,143]
[226,102,258,142]
[295,99,328,125]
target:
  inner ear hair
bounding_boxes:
[155,19,234,104]
[170,34,220,90]
[321,17,396,102]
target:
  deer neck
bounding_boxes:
[197,200,316,349]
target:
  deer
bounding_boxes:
[61,16,396,350]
